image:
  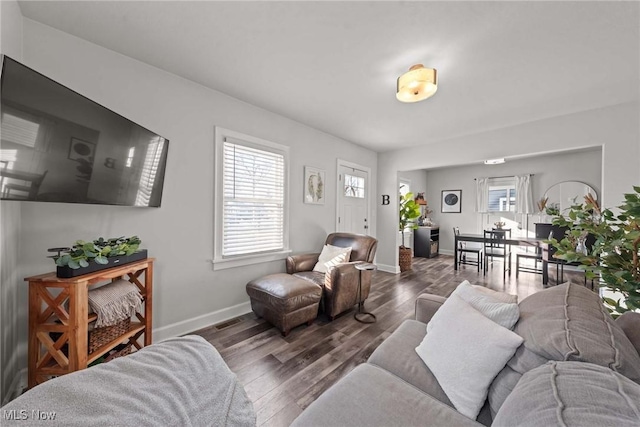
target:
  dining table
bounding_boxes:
[0,168,45,198]
[453,233,555,285]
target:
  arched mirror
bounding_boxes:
[544,181,598,214]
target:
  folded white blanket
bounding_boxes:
[88,279,143,327]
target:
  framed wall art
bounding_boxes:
[304,166,325,204]
[68,138,96,162]
[441,190,461,213]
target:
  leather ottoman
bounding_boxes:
[246,273,322,336]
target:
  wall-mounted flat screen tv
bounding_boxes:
[0,56,169,207]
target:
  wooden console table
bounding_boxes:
[25,258,154,388]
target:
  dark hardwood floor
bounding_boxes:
[190,255,585,426]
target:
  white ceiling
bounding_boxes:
[18,1,640,152]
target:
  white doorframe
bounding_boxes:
[336,159,372,234]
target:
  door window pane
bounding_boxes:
[344,174,365,198]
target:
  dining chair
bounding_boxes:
[516,248,543,278]
[2,170,48,199]
[453,227,483,272]
[545,229,565,285]
[483,229,512,280]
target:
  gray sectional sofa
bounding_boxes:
[0,336,256,427]
[292,283,640,426]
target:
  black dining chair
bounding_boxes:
[545,230,566,284]
[483,229,512,280]
[516,247,543,278]
[453,227,483,272]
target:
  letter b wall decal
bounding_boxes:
[381,195,390,205]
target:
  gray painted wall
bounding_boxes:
[422,148,602,253]
[3,18,378,390]
[1,0,24,404]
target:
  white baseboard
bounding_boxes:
[377,263,400,274]
[3,368,27,404]
[153,301,252,342]
[439,249,454,256]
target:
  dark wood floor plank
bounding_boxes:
[244,329,350,402]
[255,388,297,426]
[222,330,287,371]
[218,321,274,348]
[234,354,283,385]
[259,401,303,427]
[189,255,589,425]
[191,313,260,341]
[272,326,347,364]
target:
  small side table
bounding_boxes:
[354,262,377,323]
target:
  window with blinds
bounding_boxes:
[1,111,40,148]
[222,139,286,257]
[488,176,517,212]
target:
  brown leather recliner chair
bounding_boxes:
[286,233,378,320]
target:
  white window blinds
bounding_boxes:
[1,112,40,148]
[135,137,166,207]
[222,139,285,256]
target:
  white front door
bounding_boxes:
[337,162,369,235]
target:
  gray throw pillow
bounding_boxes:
[493,361,640,427]
[488,282,640,417]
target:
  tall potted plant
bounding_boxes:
[399,192,421,272]
[548,187,640,317]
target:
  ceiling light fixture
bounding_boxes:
[396,64,438,103]
[484,158,505,165]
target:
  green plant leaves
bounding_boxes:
[50,235,142,269]
[548,185,640,317]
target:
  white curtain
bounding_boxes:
[515,174,534,214]
[475,177,489,213]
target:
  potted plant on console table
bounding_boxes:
[51,235,147,278]
[399,192,421,272]
[548,187,640,317]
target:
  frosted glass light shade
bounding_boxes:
[396,64,438,103]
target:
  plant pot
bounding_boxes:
[399,246,413,272]
[56,250,148,278]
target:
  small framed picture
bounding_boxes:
[441,190,462,213]
[68,138,96,162]
[304,166,325,204]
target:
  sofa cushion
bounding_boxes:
[290,363,484,427]
[488,282,640,417]
[293,271,325,288]
[416,294,523,420]
[470,284,518,304]
[493,361,640,427]
[368,320,452,407]
[427,281,519,330]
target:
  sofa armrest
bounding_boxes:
[415,293,447,324]
[286,253,320,274]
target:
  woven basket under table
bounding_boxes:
[89,318,130,354]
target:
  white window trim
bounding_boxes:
[213,127,291,270]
